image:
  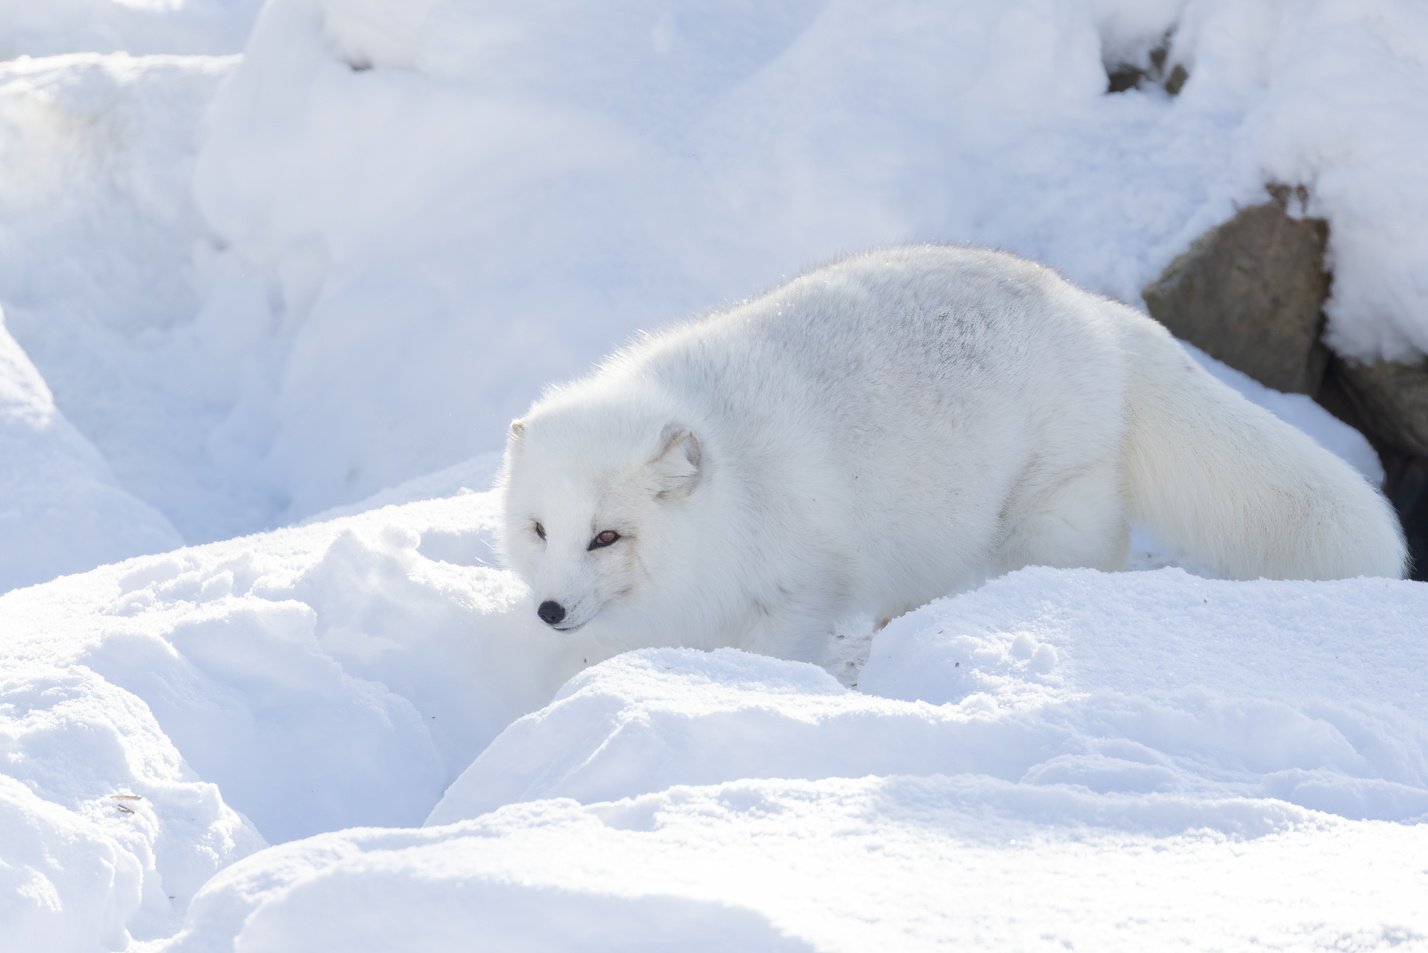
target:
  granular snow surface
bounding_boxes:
[2,487,1425,951]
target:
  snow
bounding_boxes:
[3,506,1425,949]
[0,0,260,59]
[0,50,259,556]
[0,312,182,589]
[160,780,1428,953]
[2,1,1427,950]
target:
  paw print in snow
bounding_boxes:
[1010,632,1059,676]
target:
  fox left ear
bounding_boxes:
[650,423,702,499]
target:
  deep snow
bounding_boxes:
[2,1,1427,950]
[3,487,1425,951]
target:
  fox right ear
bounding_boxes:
[509,418,527,440]
[650,423,703,499]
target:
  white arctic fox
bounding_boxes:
[500,245,1407,663]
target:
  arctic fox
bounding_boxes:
[499,246,1407,663]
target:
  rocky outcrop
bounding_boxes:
[1106,36,1188,96]
[1333,359,1428,458]
[1142,194,1330,395]
[1141,186,1428,580]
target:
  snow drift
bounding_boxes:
[2,484,1425,950]
[0,312,180,589]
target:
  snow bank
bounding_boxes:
[1,483,564,836]
[0,665,260,948]
[0,479,566,945]
[10,542,1411,950]
[0,50,270,555]
[158,777,1428,953]
[3,484,1423,950]
[0,312,180,590]
[433,570,1428,825]
[0,0,260,59]
[1182,0,1428,359]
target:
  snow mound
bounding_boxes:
[158,777,1428,953]
[149,560,1428,951]
[0,663,259,947]
[0,313,181,590]
[0,51,266,549]
[2,480,1425,950]
[433,571,1428,826]
[865,568,1428,820]
[0,0,260,59]
[0,484,563,944]
[2,487,566,836]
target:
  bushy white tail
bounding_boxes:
[1118,317,1407,580]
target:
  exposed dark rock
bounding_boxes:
[1163,63,1189,96]
[1320,359,1428,581]
[1106,63,1145,94]
[1332,358,1428,459]
[1383,454,1428,580]
[1104,33,1188,96]
[1144,186,1426,578]
[1142,192,1331,395]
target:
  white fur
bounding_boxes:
[499,245,1407,664]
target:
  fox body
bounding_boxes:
[499,246,1406,663]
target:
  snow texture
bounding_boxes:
[1,1,1427,950]
[0,0,260,59]
[2,497,1425,950]
[0,311,181,589]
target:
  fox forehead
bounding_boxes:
[507,467,643,532]
[503,407,686,537]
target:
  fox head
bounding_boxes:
[498,405,704,634]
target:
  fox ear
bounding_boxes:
[650,423,702,499]
[508,418,527,440]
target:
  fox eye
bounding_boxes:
[587,530,620,551]
[533,521,546,541]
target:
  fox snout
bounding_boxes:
[537,598,588,631]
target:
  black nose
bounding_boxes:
[537,600,566,626]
